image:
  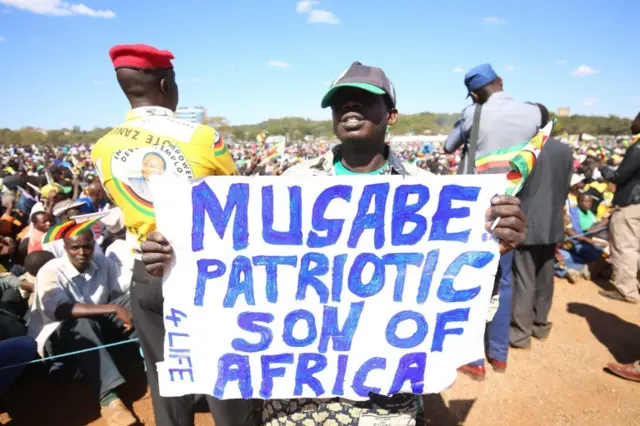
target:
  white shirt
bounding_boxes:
[105,239,133,294]
[28,253,124,356]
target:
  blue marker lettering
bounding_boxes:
[195,259,226,307]
[438,251,494,302]
[385,311,428,349]
[294,353,327,397]
[192,182,249,251]
[297,253,329,303]
[347,183,389,250]
[282,310,317,347]
[262,185,303,246]
[391,184,430,246]
[307,185,352,248]
[213,353,253,399]
[331,254,348,302]
[318,302,364,353]
[416,250,440,304]
[224,256,255,308]
[332,354,349,396]
[429,184,480,242]
[232,312,274,353]
[388,352,426,395]
[352,357,386,397]
[252,256,298,303]
[431,308,470,352]
[383,253,424,302]
[259,353,293,399]
[348,253,385,298]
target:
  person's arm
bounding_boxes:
[72,176,80,201]
[565,226,597,245]
[0,200,17,235]
[599,145,640,185]
[54,303,132,330]
[19,279,34,294]
[444,107,472,154]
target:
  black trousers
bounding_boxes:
[131,261,257,426]
[510,244,556,347]
[45,293,134,399]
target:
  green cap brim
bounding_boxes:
[321,83,386,108]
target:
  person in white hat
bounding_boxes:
[568,174,585,207]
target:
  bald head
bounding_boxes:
[86,181,106,203]
[116,67,179,111]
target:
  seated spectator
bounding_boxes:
[27,211,53,254]
[20,250,56,303]
[27,230,136,426]
[596,182,616,221]
[559,193,609,279]
[0,236,21,276]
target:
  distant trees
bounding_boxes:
[0,113,634,146]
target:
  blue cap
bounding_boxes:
[464,63,498,96]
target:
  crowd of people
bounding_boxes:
[0,43,638,426]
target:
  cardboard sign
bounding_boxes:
[152,174,505,400]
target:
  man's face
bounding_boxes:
[33,213,52,233]
[330,87,396,144]
[64,232,95,271]
[141,154,167,180]
[0,236,16,257]
[578,195,593,212]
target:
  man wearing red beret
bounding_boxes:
[92,44,255,426]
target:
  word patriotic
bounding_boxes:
[152,174,505,400]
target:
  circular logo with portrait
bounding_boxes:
[110,146,194,203]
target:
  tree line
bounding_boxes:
[0,113,634,146]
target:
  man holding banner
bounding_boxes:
[141,61,528,425]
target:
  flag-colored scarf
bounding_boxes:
[475,119,556,196]
[43,218,101,244]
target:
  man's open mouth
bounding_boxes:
[341,112,365,130]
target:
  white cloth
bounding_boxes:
[27,253,124,356]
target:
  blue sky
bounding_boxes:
[0,0,638,130]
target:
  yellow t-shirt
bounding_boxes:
[91,106,237,251]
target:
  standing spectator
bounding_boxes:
[598,112,640,303]
[448,64,544,378]
[91,44,250,426]
[510,138,574,348]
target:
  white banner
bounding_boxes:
[152,174,505,400]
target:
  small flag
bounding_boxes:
[256,129,269,146]
[43,218,101,244]
[264,141,285,161]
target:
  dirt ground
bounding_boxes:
[1,276,639,426]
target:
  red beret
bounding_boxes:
[109,44,174,70]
